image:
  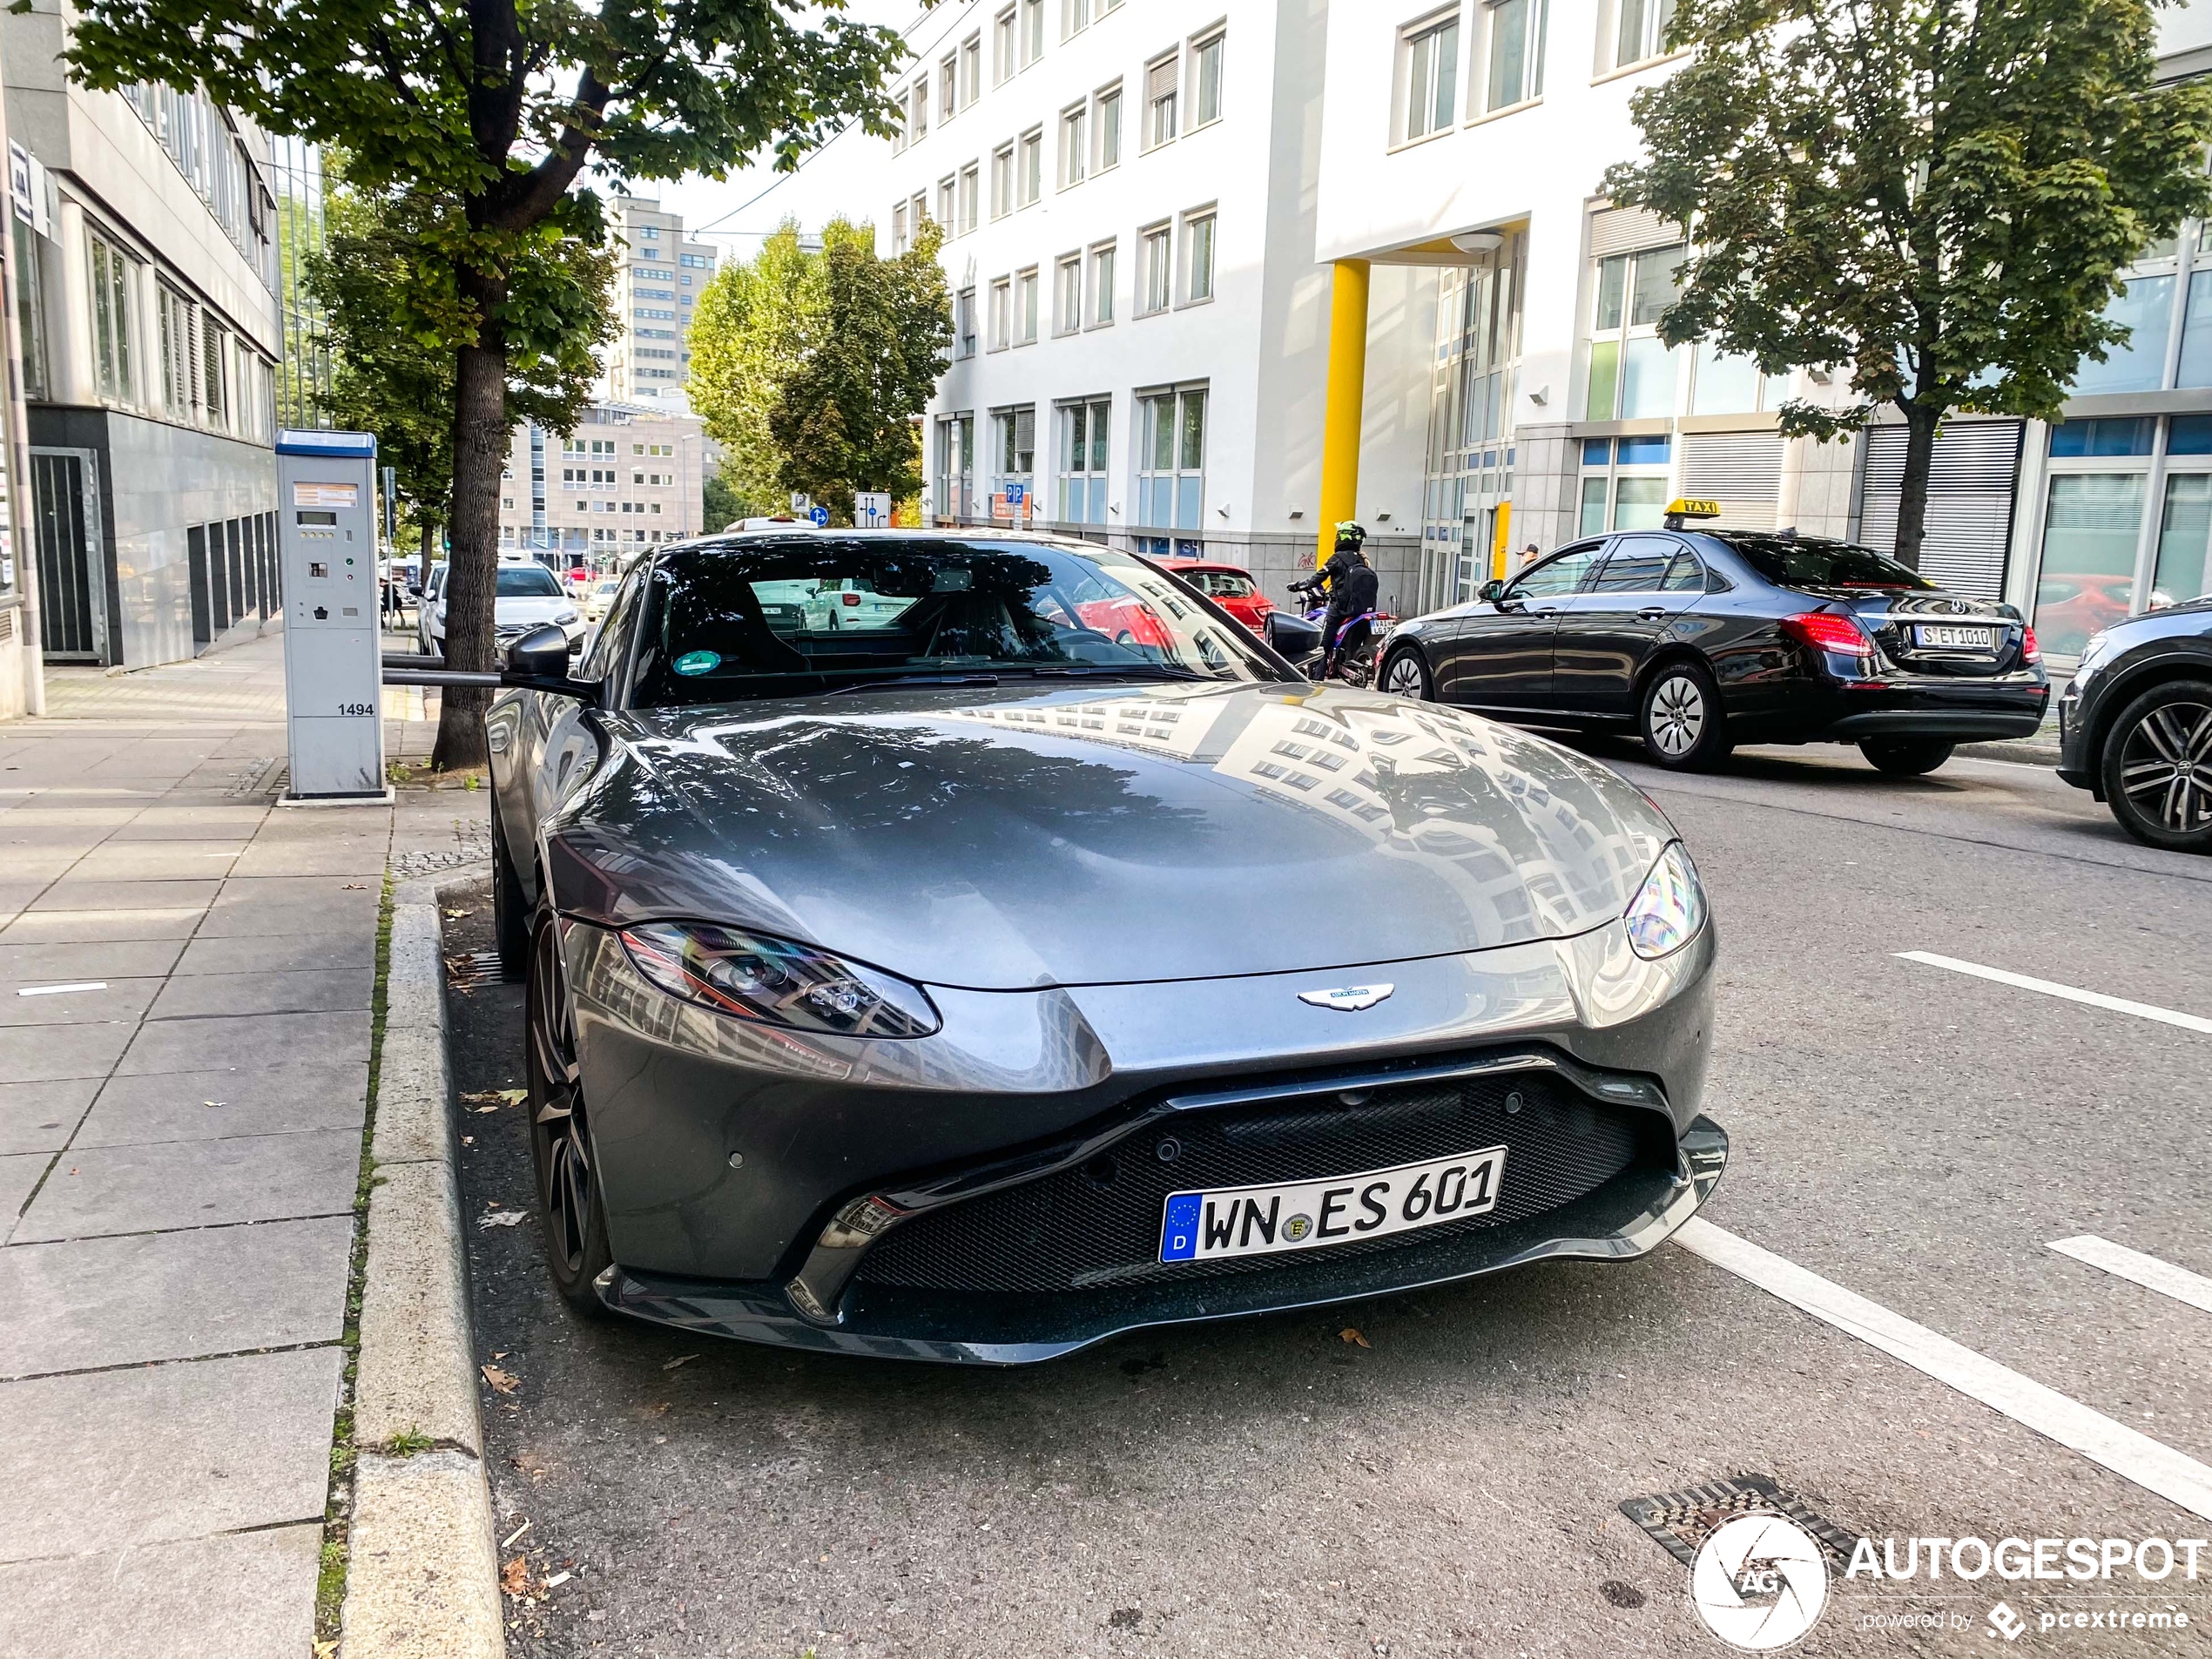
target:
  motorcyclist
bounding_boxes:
[1306,521,1379,679]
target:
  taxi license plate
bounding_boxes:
[1159,1145,1507,1264]
[1916,624,1996,651]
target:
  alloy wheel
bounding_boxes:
[2118,698,2212,834]
[1649,674,1705,759]
[528,918,595,1277]
[1382,653,1426,699]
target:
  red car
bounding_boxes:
[1154,558,1275,637]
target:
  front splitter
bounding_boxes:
[592,1117,1729,1366]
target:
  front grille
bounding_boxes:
[853,1070,1648,1296]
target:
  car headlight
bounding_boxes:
[555,607,579,625]
[1623,842,1707,961]
[2074,631,2113,674]
[618,920,941,1038]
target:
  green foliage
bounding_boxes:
[691,218,950,520]
[701,463,752,530]
[305,170,616,538]
[1602,0,2212,557]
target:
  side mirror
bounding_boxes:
[1478,579,1506,604]
[501,625,597,701]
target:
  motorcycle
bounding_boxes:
[1285,576,1394,689]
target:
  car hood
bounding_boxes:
[496,595,576,624]
[544,680,1678,991]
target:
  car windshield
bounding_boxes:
[1719,533,1935,590]
[1182,568,1258,599]
[496,566,563,597]
[628,536,1295,707]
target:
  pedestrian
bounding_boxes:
[1520,542,1541,570]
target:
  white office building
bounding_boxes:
[498,400,711,564]
[878,0,1433,610]
[2,1,282,680]
[605,193,718,412]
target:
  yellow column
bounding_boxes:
[1316,259,1371,567]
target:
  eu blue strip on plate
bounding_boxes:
[1160,1192,1202,1262]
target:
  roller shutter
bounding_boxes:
[1856,421,2023,599]
[1680,431,1784,530]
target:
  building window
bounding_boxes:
[1190,30,1224,128]
[157,286,193,418]
[1136,386,1207,543]
[959,163,981,233]
[1089,239,1117,326]
[1183,210,1216,304]
[201,316,228,428]
[1585,242,1686,420]
[937,412,976,521]
[892,202,908,254]
[1062,0,1089,39]
[989,276,1012,350]
[992,405,1037,520]
[1061,105,1087,187]
[15,219,47,401]
[940,55,958,120]
[1689,341,1770,415]
[991,145,1015,219]
[938,174,957,228]
[1613,0,1677,70]
[957,287,978,358]
[87,230,136,403]
[1096,84,1123,172]
[1145,54,1178,149]
[1022,0,1045,64]
[1139,224,1172,315]
[2075,271,2179,396]
[1057,397,1110,524]
[995,7,1017,82]
[1015,266,1040,344]
[1401,14,1460,142]
[1577,435,1674,535]
[1019,128,1043,206]
[1055,254,1082,334]
[1482,0,1546,113]
[959,34,981,107]
[911,77,929,140]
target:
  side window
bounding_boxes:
[1590,534,1683,592]
[1509,542,1606,599]
[1659,548,1709,592]
[583,563,651,691]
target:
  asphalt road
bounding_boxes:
[447,737,2212,1658]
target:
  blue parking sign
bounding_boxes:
[1004,482,1025,508]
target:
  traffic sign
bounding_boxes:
[808,505,830,528]
[853,491,893,528]
[1004,482,1026,507]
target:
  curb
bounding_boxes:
[341,866,503,1659]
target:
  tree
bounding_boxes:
[690,216,950,521]
[63,1,906,765]
[1602,0,2212,566]
[305,173,616,573]
[701,463,750,530]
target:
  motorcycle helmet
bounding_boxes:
[1333,520,1368,555]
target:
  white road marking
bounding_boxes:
[15,981,106,997]
[2050,1236,2212,1317]
[1675,1217,2212,1523]
[1897,951,2212,1035]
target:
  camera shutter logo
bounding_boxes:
[1689,1513,1830,1650]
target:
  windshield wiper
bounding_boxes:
[815,672,1002,697]
[1011,664,1214,681]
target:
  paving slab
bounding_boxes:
[0,977,159,1028]
[26,879,219,913]
[0,1153,48,1231]
[115,1008,369,1076]
[0,1021,132,1083]
[72,1062,367,1147]
[197,884,380,938]
[172,930,376,975]
[0,939,185,981]
[0,1082,98,1157]
[146,968,374,1021]
[0,1216,354,1378]
[63,840,244,880]
[0,907,207,942]
[10,1128,360,1240]
[230,837,388,878]
[0,1348,341,1561]
[0,1524,321,1659]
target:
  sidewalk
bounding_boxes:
[0,631,435,1659]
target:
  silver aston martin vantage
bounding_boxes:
[483,530,1726,1363]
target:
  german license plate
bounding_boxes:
[1916,624,1996,651]
[1158,1145,1507,1264]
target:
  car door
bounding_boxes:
[1432,542,1608,709]
[1550,535,1708,718]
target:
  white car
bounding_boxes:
[580,575,623,624]
[802,577,911,631]
[423,561,587,658]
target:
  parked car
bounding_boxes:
[2056,597,2212,853]
[802,576,914,631]
[581,576,624,624]
[416,563,446,655]
[423,561,587,658]
[1155,558,1276,637]
[482,530,1726,1362]
[1376,509,2048,774]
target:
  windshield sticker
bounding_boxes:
[673,651,721,677]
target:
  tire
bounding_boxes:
[525,907,613,1318]
[490,813,529,982]
[1379,648,1431,701]
[1638,660,1731,770]
[2100,678,2212,854]
[1858,738,1955,776]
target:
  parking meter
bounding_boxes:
[277,429,388,801]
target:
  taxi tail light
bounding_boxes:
[2022,626,2041,663]
[1780,611,1873,657]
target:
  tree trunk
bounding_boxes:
[1892,401,1940,571]
[430,320,509,770]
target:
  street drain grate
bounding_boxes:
[444,950,505,991]
[1620,1474,1860,1571]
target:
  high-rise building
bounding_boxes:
[497,400,711,563]
[604,194,717,411]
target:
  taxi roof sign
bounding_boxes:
[1663,498,1723,522]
